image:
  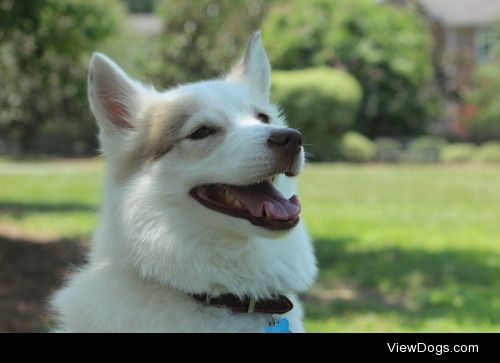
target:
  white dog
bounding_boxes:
[51,32,317,332]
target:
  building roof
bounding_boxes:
[419,0,500,26]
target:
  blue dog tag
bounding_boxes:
[265,318,291,333]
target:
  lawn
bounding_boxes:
[0,158,499,332]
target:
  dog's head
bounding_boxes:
[89,32,304,238]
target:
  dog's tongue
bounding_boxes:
[232,182,301,220]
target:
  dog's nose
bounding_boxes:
[267,128,302,151]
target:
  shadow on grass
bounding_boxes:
[305,237,500,329]
[0,201,97,218]
[1,231,498,332]
[0,234,86,332]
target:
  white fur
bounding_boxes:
[51,33,317,332]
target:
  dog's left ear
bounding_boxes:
[227,32,271,100]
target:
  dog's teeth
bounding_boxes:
[262,204,272,219]
[223,190,232,203]
[224,190,243,207]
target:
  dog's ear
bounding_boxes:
[88,53,143,134]
[227,32,271,100]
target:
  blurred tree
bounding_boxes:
[465,62,500,141]
[0,0,125,155]
[262,0,440,137]
[153,0,268,87]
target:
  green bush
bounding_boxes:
[375,137,403,162]
[405,136,448,163]
[339,132,375,162]
[475,141,500,163]
[272,68,361,160]
[441,143,477,163]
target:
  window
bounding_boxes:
[475,27,498,63]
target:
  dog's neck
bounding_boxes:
[89,171,317,300]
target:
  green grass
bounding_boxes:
[299,163,500,332]
[0,158,102,237]
[1,159,499,332]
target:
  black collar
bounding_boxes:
[192,293,293,315]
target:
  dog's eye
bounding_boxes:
[189,126,215,140]
[257,112,270,124]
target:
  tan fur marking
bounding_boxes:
[115,97,198,182]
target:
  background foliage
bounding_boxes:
[0,0,125,155]
[272,68,361,160]
[0,0,498,159]
[466,62,500,141]
[262,0,440,137]
[152,0,268,86]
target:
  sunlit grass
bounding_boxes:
[1,159,499,331]
[0,158,102,238]
[299,163,500,332]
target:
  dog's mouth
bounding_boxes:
[189,176,300,231]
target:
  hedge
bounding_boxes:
[272,67,361,160]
